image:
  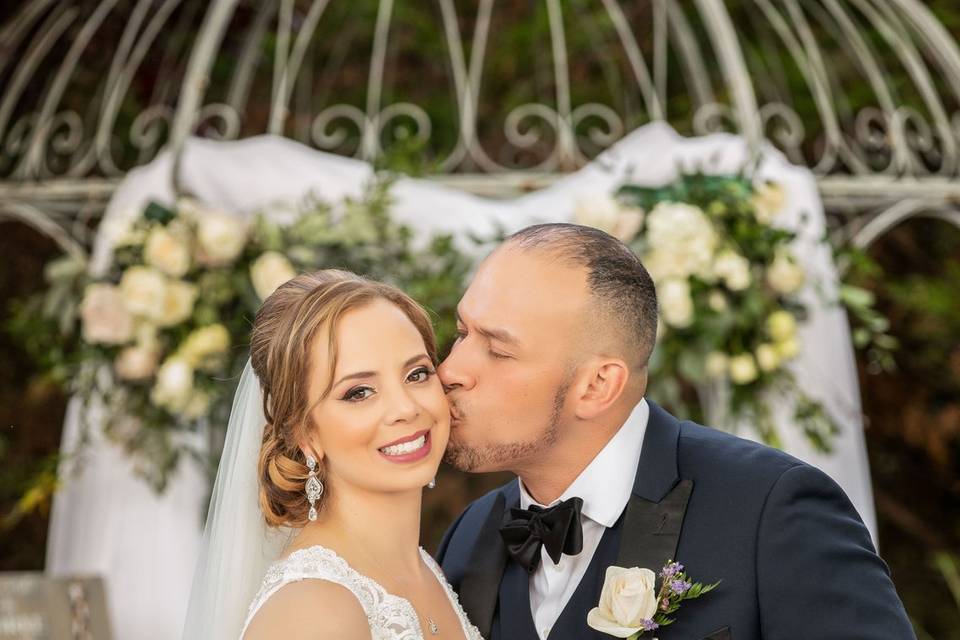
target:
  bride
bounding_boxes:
[182,269,482,639]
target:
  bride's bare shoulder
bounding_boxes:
[243,579,370,640]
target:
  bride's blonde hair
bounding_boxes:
[249,269,438,527]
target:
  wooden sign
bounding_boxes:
[0,573,111,640]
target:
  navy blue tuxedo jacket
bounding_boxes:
[436,401,914,640]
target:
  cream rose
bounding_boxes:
[755,343,781,372]
[251,251,296,300]
[119,266,168,320]
[776,337,801,360]
[707,290,728,312]
[196,209,248,266]
[752,182,786,224]
[767,310,797,342]
[645,203,717,279]
[713,249,752,291]
[729,353,759,385]
[766,250,805,294]
[181,390,211,420]
[144,226,191,278]
[658,279,694,329]
[157,280,198,328]
[114,345,160,381]
[150,357,194,412]
[80,284,135,345]
[587,566,658,638]
[178,324,230,368]
[705,352,729,379]
[573,195,645,243]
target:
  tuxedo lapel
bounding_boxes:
[615,480,693,571]
[616,402,693,573]
[458,487,515,639]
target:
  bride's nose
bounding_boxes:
[383,386,421,424]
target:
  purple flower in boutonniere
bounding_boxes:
[586,560,719,639]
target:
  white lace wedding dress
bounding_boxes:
[241,545,483,640]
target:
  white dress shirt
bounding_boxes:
[518,399,650,640]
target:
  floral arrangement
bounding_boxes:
[20,178,472,491]
[574,172,874,451]
[587,561,718,638]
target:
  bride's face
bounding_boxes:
[304,298,448,497]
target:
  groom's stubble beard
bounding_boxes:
[443,378,571,473]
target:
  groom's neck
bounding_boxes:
[515,410,630,505]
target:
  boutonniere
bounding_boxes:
[586,560,719,639]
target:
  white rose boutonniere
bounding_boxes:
[587,560,719,639]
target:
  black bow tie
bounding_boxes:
[499,496,584,574]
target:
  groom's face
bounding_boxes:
[439,246,588,473]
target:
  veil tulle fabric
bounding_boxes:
[182,359,291,639]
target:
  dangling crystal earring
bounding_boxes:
[305,455,324,522]
[427,478,436,489]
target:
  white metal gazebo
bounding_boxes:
[3,0,960,253]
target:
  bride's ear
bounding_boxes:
[298,437,324,462]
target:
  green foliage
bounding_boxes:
[9,175,476,492]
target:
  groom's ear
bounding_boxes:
[572,358,629,420]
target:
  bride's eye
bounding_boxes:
[406,366,435,383]
[342,386,375,402]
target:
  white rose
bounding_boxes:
[766,250,805,294]
[179,324,230,368]
[755,343,781,372]
[752,182,786,224]
[708,290,728,312]
[196,209,248,266]
[573,195,645,243]
[729,353,759,385]
[114,345,160,381]
[767,310,797,342]
[713,249,752,291]
[645,203,717,279]
[150,357,194,412]
[658,278,694,329]
[144,226,190,278]
[251,251,297,300]
[119,266,168,320]
[157,280,198,328]
[586,566,658,638]
[181,390,211,420]
[80,284,135,345]
[776,337,801,360]
[705,351,729,379]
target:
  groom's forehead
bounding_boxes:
[463,247,588,318]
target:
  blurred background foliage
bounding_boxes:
[1,1,958,637]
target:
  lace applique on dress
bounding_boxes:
[240,545,484,640]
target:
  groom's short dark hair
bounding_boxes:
[504,223,659,367]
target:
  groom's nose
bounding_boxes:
[438,347,475,392]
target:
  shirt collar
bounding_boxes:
[518,398,650,528]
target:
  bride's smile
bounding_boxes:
[378,428,433,461]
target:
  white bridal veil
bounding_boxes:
[181,360,291,639]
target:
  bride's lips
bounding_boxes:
[377,429,432,463]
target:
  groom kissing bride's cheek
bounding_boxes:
[436,223,915,640]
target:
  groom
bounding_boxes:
[435,223,914,640]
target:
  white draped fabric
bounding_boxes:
[47,122,876,639]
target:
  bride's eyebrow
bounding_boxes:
[332,354,429,388]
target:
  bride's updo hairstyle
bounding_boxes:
[250,269,438,527]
